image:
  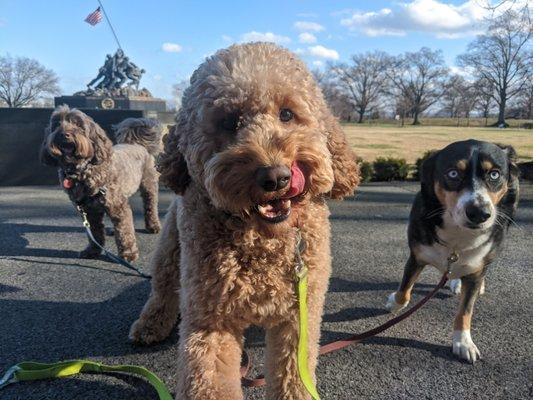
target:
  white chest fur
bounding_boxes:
[416,218,492,279]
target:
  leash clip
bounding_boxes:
[0,365,20,389]
[446,250,459,275]
[76,205,90,228]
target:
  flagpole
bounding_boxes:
[97,0,123,50]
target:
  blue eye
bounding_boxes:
[489,170,500,181]
[447,169,459,179]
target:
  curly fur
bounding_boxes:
[130,43,359,399]
[40,106,162,261]
[114,117,163,156]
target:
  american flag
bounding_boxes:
[84,7,102,26]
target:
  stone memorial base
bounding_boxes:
[54,95,167,112]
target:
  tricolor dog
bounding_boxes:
[386,139,519,363]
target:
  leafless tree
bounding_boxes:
[517,80,533,119]
[460,83,480,126]
[171,79,189,111]
[313,69,355,121]
[474,78,495,126]
[0,55,60,108]
[458,9,532,127]
[442,75,465,118]
[329,51,388,123]
[441,75,479,125]
[384,47,449,125]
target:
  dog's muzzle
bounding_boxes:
[255,161,306,224]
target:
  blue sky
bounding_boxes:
[0,0,514,101]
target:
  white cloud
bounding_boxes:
[299,32,317,44]
[312,60,324,67]
[222,35,233,43]
[339,0,494,38]
[294,21,325,32]
[449,65,476,77]
[162,42,183,53]
[152,74,163,81]
[240,31,291,44]
[307,45,339,60]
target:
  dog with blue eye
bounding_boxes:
[386,139,519,363]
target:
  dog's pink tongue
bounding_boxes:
[282,162,305,199]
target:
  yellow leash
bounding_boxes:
[295,231,321,400]
[0,360,172,399]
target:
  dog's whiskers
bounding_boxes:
[424,207,446,220]
[496,211,522,231]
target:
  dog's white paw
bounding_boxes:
[449,279,462,295]
[452,330,481,363]
[385,292,408,313]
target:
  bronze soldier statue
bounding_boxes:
[86,49,145,92]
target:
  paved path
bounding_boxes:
[1,183,531,399]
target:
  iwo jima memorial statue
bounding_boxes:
[55,49,166,112]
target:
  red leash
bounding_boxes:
[241,273,449,387]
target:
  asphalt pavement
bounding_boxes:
[1,183,531,399]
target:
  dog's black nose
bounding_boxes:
[465,204,491,224]
[255,166,291,192]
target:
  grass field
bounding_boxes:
[342,124,533,163]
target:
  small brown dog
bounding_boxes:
[130,43,359,399]
[40,106,162,261]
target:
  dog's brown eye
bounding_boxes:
[279,108,294,122]
[220,113,241,132]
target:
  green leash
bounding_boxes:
[294,231,321,400]
[0,360,172,400]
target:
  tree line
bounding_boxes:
[315,9,532,127]
[1,8,531,126]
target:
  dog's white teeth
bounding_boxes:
[256,199,292,220]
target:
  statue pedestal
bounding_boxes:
[54,95,167,112]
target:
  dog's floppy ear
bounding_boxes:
[324,113,360,199]
[496,143,519,182]
[420,151,439,197]
[39,127,59,166]
[158,120,191,195]
[83,117,111,164]
[496,143,520,213]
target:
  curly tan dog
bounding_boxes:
[40,106,162,261]
[130,43,359,399]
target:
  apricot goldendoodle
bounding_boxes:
[40,106,162,261]
[130,43,359,399]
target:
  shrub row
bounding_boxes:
[358,151,435,182]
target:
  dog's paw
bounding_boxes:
[79,248,102,259]
[129,317,172,345]
[145,224,161,234]
[449,279,462,295]
[479,279,486,295]
[452,330,481,363]
[120,250,139,263]
[385,292,408,313]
